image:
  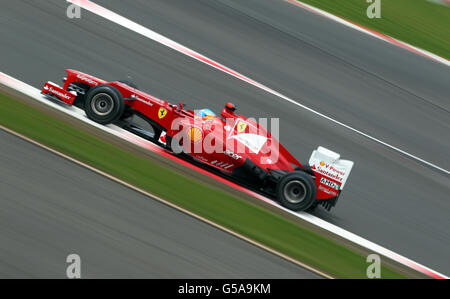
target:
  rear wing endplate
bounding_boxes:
[309,146,354,189]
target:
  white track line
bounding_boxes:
[67,0,449,176]
[1,72,447,279]
[286,0,450,67]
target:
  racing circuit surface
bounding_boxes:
[0,0,449,275]
[0,129,318,278]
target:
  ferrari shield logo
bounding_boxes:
[158,107,167,119]
[236,121,247,133]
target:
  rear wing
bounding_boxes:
[309,146,354,189]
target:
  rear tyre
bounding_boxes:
[84,85,125,124]
[277,171,316,211]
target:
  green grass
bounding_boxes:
[296,0,450,60]
[0,93,408,278]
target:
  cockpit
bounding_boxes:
[195,108,217,120]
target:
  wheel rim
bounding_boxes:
[283,180,307,204]
[91,93,114,116]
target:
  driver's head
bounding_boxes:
[195,108,216,120]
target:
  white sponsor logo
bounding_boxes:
[76,74,98,86]
[131,94,153,106]
[318,185,338,196]
[211,160,234,169]
[47,86,73,100]
[195,156,209,163]
[224,150,242,160]
[320,177,340,190]
[315,163,346,182]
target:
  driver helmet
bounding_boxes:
[195,108,216,120]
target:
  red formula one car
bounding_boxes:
[41,70,353,211]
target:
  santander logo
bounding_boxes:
[45,85,73,100]
[316,161,345,182]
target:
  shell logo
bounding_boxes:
[188,127,203,142]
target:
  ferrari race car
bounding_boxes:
[41,69,354,212]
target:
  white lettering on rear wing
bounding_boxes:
[309,146,354,189]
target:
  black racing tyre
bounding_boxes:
[305,201,319,212]
[276,171,316,211]
[118,80,139,90]
[84,85,125,125]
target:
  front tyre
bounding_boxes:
[277,171,316,211]
[84,85,125,125]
